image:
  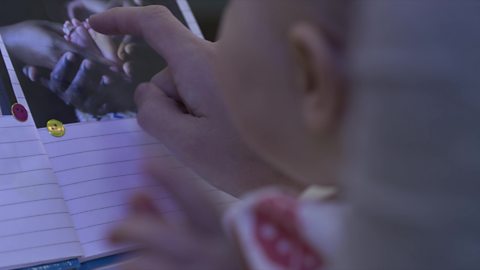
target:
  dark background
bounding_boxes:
[187,0,228,41]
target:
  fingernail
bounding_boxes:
[65,52,75,62]
[63,21,71,30]
[101,75,111,85]
[118,49,127,61]
[123,62,132,77]
[83,60,92,70]
[22,66,28,76]
[28,68,36,82]
[87,16,95,26]
[125,44,134,54]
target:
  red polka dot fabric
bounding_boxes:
[225,189,325,270]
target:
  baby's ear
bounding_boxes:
[288,23,344,135]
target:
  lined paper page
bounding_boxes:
[0,37,82,269]
[39,119,237,259]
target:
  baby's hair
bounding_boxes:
[338,1,480,270]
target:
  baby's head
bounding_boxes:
[217,0,349,186]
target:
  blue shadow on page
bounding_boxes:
[0,0,185,128]
[0,48,16,116]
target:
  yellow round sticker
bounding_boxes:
[46,119,65,137]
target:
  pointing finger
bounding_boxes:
[89,6,199,62]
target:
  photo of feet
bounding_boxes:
[0,0,184,127]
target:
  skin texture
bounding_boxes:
[88,1,346,269]
[0,21,76,69]
[90,5,300,197]
[109,164,243,270]
[38,52,136,115]
[216,0,346,186]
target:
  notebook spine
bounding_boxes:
[19,259,81,270]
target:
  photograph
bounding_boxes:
[0,49,16,116]
[0,0,185,128]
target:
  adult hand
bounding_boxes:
[110,164,243,270]
[0,20,77,69]
[27,52,136,115]
[90,6,301,196]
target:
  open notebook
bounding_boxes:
[0,1,236,269]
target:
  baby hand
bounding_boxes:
[110,165,244,270]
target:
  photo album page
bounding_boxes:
[0,1,235,269]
